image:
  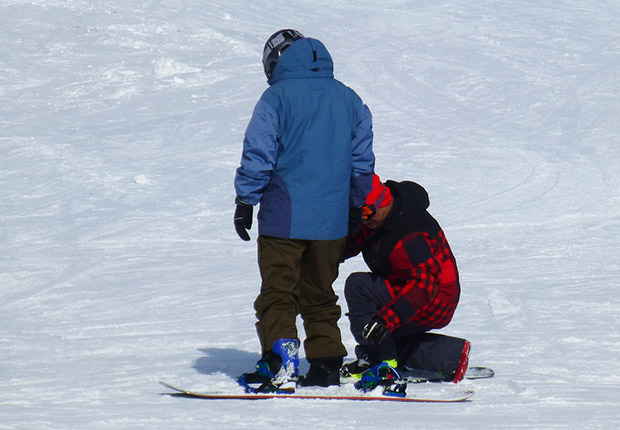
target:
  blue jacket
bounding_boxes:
[235,37,375,240]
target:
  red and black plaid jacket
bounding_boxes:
[345,181,460,331]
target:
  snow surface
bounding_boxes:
[2,1,620,429]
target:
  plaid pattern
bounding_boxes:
[375,229,460,331]
[344,180,461,333]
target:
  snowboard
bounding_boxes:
[339,365,494,385]
[159,381,475,403]
[401,366,495,383]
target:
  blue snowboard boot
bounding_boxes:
[270,338,299,392]
[237,338,299,393]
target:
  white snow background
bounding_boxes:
[2,1,620,429]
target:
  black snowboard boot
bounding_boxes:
[299,356,343,387]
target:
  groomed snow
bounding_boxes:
[2,1,619,428]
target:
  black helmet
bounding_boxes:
[262,29,304,80]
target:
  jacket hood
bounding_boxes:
[268,38,334,85]
[386,180,430,218]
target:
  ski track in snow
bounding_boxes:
[2,1,620,429]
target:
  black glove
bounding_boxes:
[362,316,389,345]
[348,206,363,236]
[234,197,253,241]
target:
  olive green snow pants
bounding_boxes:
[254,235,347,361]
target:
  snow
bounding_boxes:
[2,0,619,428]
